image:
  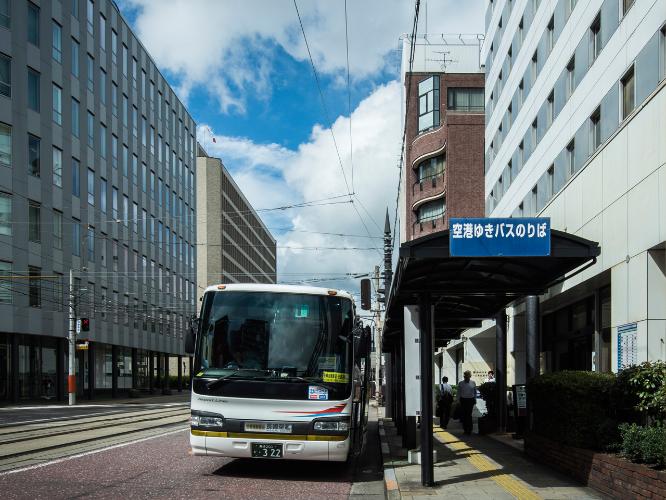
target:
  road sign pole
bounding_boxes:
[68,269,76,406]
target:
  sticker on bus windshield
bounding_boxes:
[294,304,309,318]
[308,385,329,400]
[318,356,337,370]
[322,371,349,383]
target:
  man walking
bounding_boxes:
[457,370,477,435]
[439,376,454,429]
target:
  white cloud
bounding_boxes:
[126,0,485,112]
[198,81,403,289]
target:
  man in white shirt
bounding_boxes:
[438,376,454,429]
[457,370,477,435]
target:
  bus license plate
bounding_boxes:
[251,443,283,459]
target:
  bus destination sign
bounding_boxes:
[449,217,551,257]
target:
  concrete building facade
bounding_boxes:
[196,146,276,300]
[0,0,197,402]
[443,0,666,384]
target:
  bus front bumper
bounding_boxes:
[190,430,350,461]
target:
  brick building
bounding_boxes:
[401,35,486,242]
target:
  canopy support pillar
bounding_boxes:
[495,310,507,433]
[419,294,434,487]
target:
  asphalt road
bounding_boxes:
[0,403,384,500]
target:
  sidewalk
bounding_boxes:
[378,410,604,499]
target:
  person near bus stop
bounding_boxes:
[457,370,477,435]
[438,376,454,429]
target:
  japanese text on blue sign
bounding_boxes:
[449,218,551,257]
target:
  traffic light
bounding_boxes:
[81,318,90,331]
[360,279,371,310]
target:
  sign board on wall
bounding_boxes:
[617,322,638,371]
[450,218,551,257]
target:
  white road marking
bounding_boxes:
[0,427,189,476]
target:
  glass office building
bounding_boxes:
[0,0,197,401]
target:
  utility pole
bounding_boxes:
[373,266,383,404]
[68,269,76,405]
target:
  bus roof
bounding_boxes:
[203,283,355,301]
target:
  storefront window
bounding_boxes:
[0,333,8,401]
[95,343,113,389]
[136,349,149,389]
[118,348,132,389]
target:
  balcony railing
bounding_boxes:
[412,170,445,195]
[412,212,446,235]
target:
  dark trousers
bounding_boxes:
[440,401,452,428]
[460,397,476,434]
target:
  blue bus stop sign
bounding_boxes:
[449,218,551,257]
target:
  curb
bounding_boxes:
[378,419,400,500]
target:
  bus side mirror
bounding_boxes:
[185,317,198,355]
[358,325,371,357]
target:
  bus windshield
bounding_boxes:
[195,291,353,383]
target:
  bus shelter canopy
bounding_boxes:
[383,229,601,348]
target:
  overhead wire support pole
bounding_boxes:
[68,268,76,406]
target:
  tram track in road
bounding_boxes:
[0,406,191,473]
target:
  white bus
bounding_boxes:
[185,284,371,461]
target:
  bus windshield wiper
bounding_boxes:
[206,369,269,390]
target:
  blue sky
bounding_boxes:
[119,0,485,288]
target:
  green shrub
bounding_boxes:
[528,371,619,450]
[617,362,666,422]
[619,423,666,467]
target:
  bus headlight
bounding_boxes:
[191,411,225,429]
[312,419,350,432]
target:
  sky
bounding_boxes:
[118,0,485,296]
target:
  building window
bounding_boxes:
[132,154,138,184]
[99,179,106,214]
[72,219,81,256]
[447,87,484,112]
[518,140,524,168]
[112,135,118,169]
[122,144,128,176]
[0,53,9,98]
[132,202,138,233]
[0,123,10,167]
[27,69,40,111]
[566,139,575,176]
[518,78,524,106]
[87,54,94,91]
[28,134,40,177]
[71,38,79,77]
[531,186,538,215]
[99,14,105,50]
[417,75,440,132]
[87,111,94,146]
[122,44,128,76]
[531,119,538,148]
[132,57,137,87]
[417,199,445,224]
[622,0,635,17]
[100,123,106,158]
[547,16,555,53]
[661,26,666,81]
[72,158,80,197]
[87,226,94,261]
[0,192,11,236]
[590,107,601,152]
[621,65,635,119]
[518,16,524,45]
[0,0,9,29]
[122,94,128,125]
[566,56,575,99]
[132,106,138,137]
[86,0,94,35]
[111,29,117,62]
[590,13,602,63]
[28,201,40,242]
[122,195,128,227]
[547,165,554,198]
[27,2,39,46]
[53,210,62,249]
[417,154,445,183]
[28,266,40,307]
[52,147,62,187]
[71,98,79,137]
[52,84,62,125]
[531,51,538,82]
[87,168,94,205]
[547,91,554,128]
[99,68,106,104]
[112,83,118,116]
[566,0,577,18]
[52,21,62,62]
[112,186,118,218]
